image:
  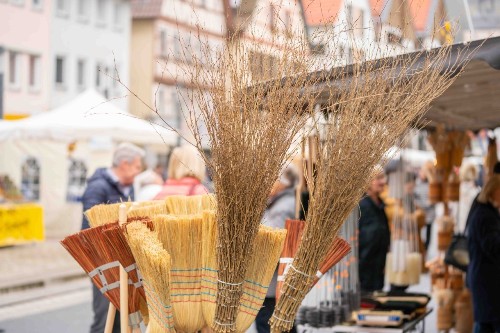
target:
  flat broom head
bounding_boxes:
[125,221,175,333]
[61,224,121,309]
[154,213,206,332]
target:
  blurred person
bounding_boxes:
[135,169,164,201]
[256,163,300,333]
[358,166,390,293]
[414,161,436,249]
[154,145,207,199]
[81,142,145,333]
[467,175,500,333]
[458,162,480,232]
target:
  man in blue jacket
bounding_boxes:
[82,142,145,333]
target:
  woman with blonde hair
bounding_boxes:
[467,175,500,333]
[154,145,207,199]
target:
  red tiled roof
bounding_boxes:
[409,0,433,32]
[301,0,342,26]
[131,0,163,18]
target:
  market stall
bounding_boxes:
[0,90,177,239]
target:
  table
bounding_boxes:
[297,309,433,333]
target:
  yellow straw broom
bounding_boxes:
[153,214,206,332]
[125,221,175,333]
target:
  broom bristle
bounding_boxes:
[276,220,306,300]
[236,225,287,332]
[201,211,287,332]
[127,202,169,219]
[103,220,151,315]
[125,222,175,333]
[61,225,121,309]
[85,202,133,227]
[154,213,206,332]
[312,237,351,287]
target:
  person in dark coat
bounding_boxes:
[358,167,391,293]
[82,142,145,333]
[467,174,500,333]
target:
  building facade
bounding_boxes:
[130,0,227,146]
[0,0,52,118]
[0,0,131,118]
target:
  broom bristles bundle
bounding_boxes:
[276,219,306,300]
[85,202,134,227]
[125,222,175,333]
[103,220,151,313]
[153,214,206,332]
[201,211,287,332]
[312,237,351,287]
[61,225,121,309]
[180,18,323,333]
[165,194,216,215]
[270,42,471,332]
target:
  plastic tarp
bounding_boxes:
[0,89,176,145]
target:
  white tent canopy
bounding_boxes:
[0,90,176,145]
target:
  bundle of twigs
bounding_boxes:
[182,29,321,333]
[275,220,351,299]
[201,210,287,333]
[125,221,175,333]
[270,43,469,332]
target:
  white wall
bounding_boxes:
[50,0,131,111]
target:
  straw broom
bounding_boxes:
[276,220,350,298]
[153,214,206,332]
[276,219,306,300]
[165,194,216,215]
[201,211,287,332]
[125,221,175,333]
[103,219,153,331]
[270,42,470,332]
[61,225,121,332]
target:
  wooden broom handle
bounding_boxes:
[104,303,116,333]
[118,204,130,333]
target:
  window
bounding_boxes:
[160,29,167,56]
[32,0,42,10]
[8,51,20,87]
[55,56,65,85]
[21,157,41,201]
[96,0,107,26]
[56,0,69,17]
[113,2,123,29]
[28,55,41,90]
[77,59,86,88]
[173,31,181,58]
[77,0,89,21]
[95,63,102,87]
[67,159,87,202]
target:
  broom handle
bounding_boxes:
[118,204,130,333]
[104,303,116,333]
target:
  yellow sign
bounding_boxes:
[0,204,44,247]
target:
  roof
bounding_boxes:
[409,0,434,32]
[301,0,342,26]
[308,37,500,131]
[131,0,163,19]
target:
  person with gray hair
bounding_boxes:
[256,162,300,333]
[81,142,145,333]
